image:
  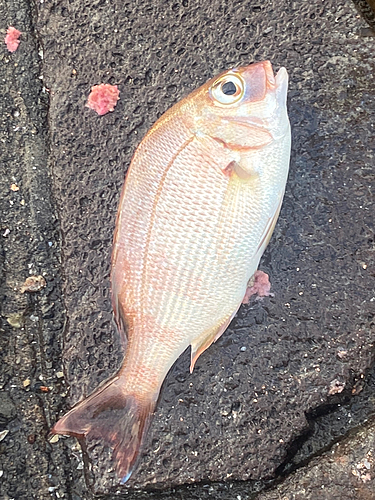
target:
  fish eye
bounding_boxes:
[211,74,245,105]
[222,81,237,95]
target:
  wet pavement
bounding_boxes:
[0,0,374,498]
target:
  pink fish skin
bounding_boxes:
[51,61,291,484]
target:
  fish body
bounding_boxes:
[52,61,291,483]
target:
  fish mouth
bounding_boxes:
[243,61,288,107]
[263,60,276,87]
[275,67,289,107]
[263,61,288,92]
[263,62,289,108]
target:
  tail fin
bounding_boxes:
[51,376,156,483]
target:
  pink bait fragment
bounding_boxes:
[242,270,273,304]
[86,83,120,116]
[5,26,21,53]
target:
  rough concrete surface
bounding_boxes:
[0,0,374,498]
[257,417,375,500]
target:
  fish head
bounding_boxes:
[190,61,290,155]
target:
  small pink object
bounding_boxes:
[5,26,21,53]
[242,270,272,304]
[86,83,120,116]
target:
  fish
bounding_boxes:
[51,60,291,484]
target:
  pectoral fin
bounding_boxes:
[190,306,240,373]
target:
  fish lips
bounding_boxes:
[275,67,289,108]
[257,61,289,104]
[253,62,289,110]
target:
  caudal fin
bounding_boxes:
[51,376,156,483]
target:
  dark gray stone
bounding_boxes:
[352,0,375,32]
[0,392,16,424]
[36,0,375,494]
[257,418,375,500]
[0,0,374,498]
[0,1,70,498]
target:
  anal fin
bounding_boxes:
[190,306,240,373]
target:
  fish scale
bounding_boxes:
[143,157,239,327]
[52,60,291,484]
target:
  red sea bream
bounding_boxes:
[52,60,291,484]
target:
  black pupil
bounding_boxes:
[222,81,237,95]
